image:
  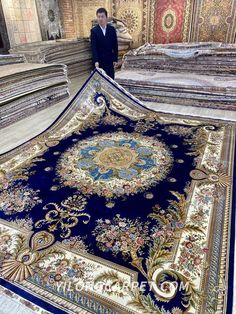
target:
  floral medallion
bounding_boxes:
[56,132,173,198]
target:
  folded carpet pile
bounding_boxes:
[0,61,69,128]
[122,42,236,75]
[9,39,92,78]
[116,42,236,110]
[0,54,26,66]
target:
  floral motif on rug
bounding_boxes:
[0,69,235,314]
[56,132,173,198]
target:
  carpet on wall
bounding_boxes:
[153,0,192,43]
[0,69,235,314]
[112,0,148,47]
[191,0,236,43]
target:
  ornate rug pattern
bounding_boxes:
[190,0,236,43]
[153,0,191,43]
[0,69,235,314]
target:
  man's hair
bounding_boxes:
[96,8,108,17]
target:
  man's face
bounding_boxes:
[97,13,107,26]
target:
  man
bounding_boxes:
[90,8,118,79]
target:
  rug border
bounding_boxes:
[227,133,236,314]
[0,278,68,314]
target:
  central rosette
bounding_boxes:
[56,132,173,198]
[93,146,138,170]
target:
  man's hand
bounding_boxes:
[95,62,99,68]
[113,62,118,68]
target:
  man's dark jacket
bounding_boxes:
[90,24,118,79]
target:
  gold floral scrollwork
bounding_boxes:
[190,167,231,188]
[1,248,38,282]
[150,267,202,308]
[34,195,90,239]
[30,230,55,251]
[0,169,6,179]
[151,268,178,301]
[45,140,60,148]
[0,232,64,283]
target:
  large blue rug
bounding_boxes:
[0,69,235,314]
